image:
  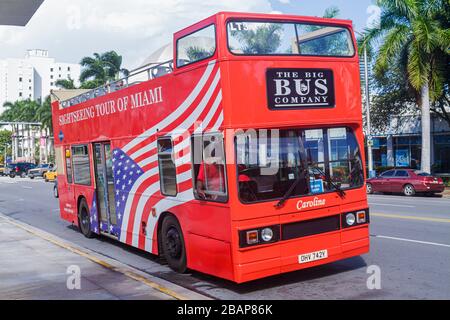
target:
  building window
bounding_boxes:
[191,132,227,202]
[72,145,92,186]
[50,68,54,72]
[371,137,388,167]
[50,82,54,86]
[394,135,421,169]
[50,75,54,79]
[19,77,23,82]
[19,92,23,97]
[68,67,71,71]
[157,138,177,196]
[433,134,450,174]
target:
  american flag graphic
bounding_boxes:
[111,148,144,239]
[89,197,99,234]
[93,60,224,254]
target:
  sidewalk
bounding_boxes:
[0,214,209,300]
[442,187,450,198]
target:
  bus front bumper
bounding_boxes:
[234,224,369,283]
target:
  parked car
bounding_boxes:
[53,179,59,198]
[28,163,54,179]
[44,168,57,182]
[5,162,36,178]
[367,169,445,196]
[0,164,4,176]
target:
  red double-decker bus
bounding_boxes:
[51,12,369,283]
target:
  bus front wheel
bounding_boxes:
[78,198,95,239]
[161,215,187,273]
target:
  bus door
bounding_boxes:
[63,146,76,219]
[93,142,117,236]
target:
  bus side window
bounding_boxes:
[65,148,73,184]
[157,137,177,196]
[176,24,216,68]
[72,145,92,186]
[191,133,228,203]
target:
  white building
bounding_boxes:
[0,49,81,112]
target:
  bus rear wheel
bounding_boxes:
[161,215,187,273]
[78,198,95,238]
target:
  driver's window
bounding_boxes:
[191,133,227,202]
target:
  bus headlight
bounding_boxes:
[345,213,356,226]
[239,225,280,248]
[261,228,274,242]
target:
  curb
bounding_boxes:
[0,213,212,300]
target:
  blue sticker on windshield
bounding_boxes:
[310,178,324,194]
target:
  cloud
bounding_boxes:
[0,0,274,68]
[277,0,290,4]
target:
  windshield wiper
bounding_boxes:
[310,165,346,198]
[275,168,307,209]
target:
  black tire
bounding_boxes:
[29,174,34,179]
[78,198,95,238]
[160,215,187,273]
[45,178,49,182]
[366,183,373,194]
[403,184,416,197]
[9,174,15,178]
[53,185,59,198]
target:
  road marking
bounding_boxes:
[369,203,415,208]
[22,186,33,189]
[372,213,450,223]
[372,235,450,248]
[0,214,192,300]
[368,195,450,204]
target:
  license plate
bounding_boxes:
[298,249,328,264]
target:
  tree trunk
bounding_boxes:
[420,83,431,173]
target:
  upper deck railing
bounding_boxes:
[60,60,173,109]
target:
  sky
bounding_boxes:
[0,0,377,70]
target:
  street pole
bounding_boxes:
[363,46,374,177]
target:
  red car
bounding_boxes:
[366,169,445,196]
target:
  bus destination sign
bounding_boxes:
[266,68,335,109]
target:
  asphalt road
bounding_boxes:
[0,176,449,299]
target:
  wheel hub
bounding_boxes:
[166,227,181,259]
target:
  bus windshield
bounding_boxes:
[236,127,364,203]
[227,21,355,57]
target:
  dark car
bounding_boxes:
[5,162,36,178]
[28,163,54,179]
[367,169,445,196]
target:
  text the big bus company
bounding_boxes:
[58,86,163,126]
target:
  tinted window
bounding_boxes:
[177,24,216,67]
[157,138,177,196]
[72,145,91,185]
[381,170,395,177]
[395,170,409,177]
[415,171,431,176]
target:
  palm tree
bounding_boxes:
[55,78,77,89]
[361,0,449,173]
[80,51,129,87]
[1,100,39,122]
[36,96,53,133]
